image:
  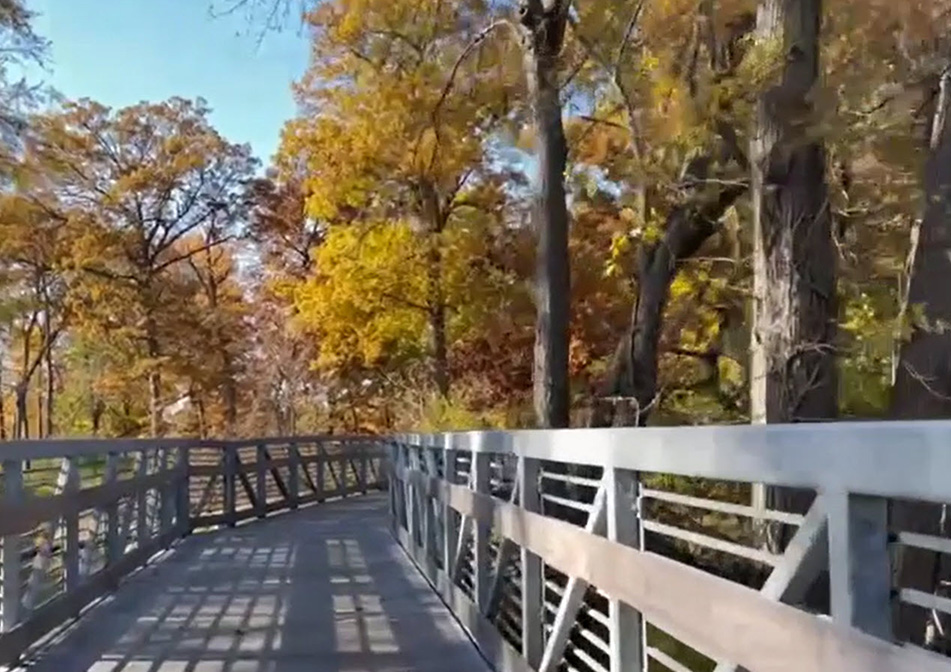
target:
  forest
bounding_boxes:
[0,0,949,441]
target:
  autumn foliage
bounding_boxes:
[1,0,951,441]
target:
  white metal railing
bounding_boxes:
[389,421,951,672]
[0,435,385,666]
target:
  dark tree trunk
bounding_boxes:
[420,181,451,399]
[44,317,54,437]
[221,351,238,437]
[14,381,28,440]
[146,318,164,438]
[0,361,6,440]
[591,186,746,428]
[750,0,836,553]
[91,396,104,436]
[890,69,951,648]
[521,0,571,429]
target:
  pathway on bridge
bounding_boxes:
[16,494,490,672]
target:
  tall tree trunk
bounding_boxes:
[750,0,836,552]
[14,381,28,439]
[419,180,451,399]
[91,396,104,436]
[146,316,164,438]
[0,359,6,440]
[221,351,238,437]
[44,316,54,437]
[521,0,571,429]
[890,67,951,648]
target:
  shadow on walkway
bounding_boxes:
[18,495,488,672]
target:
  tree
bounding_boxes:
[25,97,256,436]
[749,0,836,556]
[516,0,573,428]
[279,0,517,401]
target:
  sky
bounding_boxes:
[24,0,311,165]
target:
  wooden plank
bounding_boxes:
[411,472,944,672]
[828,492,892,640]
[1,460,24,633]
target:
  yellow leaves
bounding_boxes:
[294,221,429,370]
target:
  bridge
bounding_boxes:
[1,424,951,671]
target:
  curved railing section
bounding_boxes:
[0,436,385,665]
[388,422,951,672]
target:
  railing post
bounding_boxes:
[176,447,190,535]
[1,459,24,633]
[316,443,326,502]
[288,442,300,509]
[520,455,544,668]
[405,445,418,548]
[607,466,645,672]
[360,442,369,495]
[473,450,490,612]
[105,452,122,565]
[159,448,173,535]
[63,457,80,597]
[423,446,438,578]
[224,446,237,527]
[388,441,398,533]
[256,444,267,518]
[136,450,149,545]
[828,492,893,640]
[443,445,458,574]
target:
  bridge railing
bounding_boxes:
[389,422,951,672]
[0,435,385,666]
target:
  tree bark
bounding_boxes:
[146,316,164,438]
[750,0,836,552]
[890,67,951,648]
[43,314,54,437]
[521,0,571,429]
[420,180,451,399]
[0,359,5,440]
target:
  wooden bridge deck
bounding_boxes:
[14,494,489,672]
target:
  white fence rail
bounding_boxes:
[389,421,951,672]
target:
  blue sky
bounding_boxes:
[24,0,311,165]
